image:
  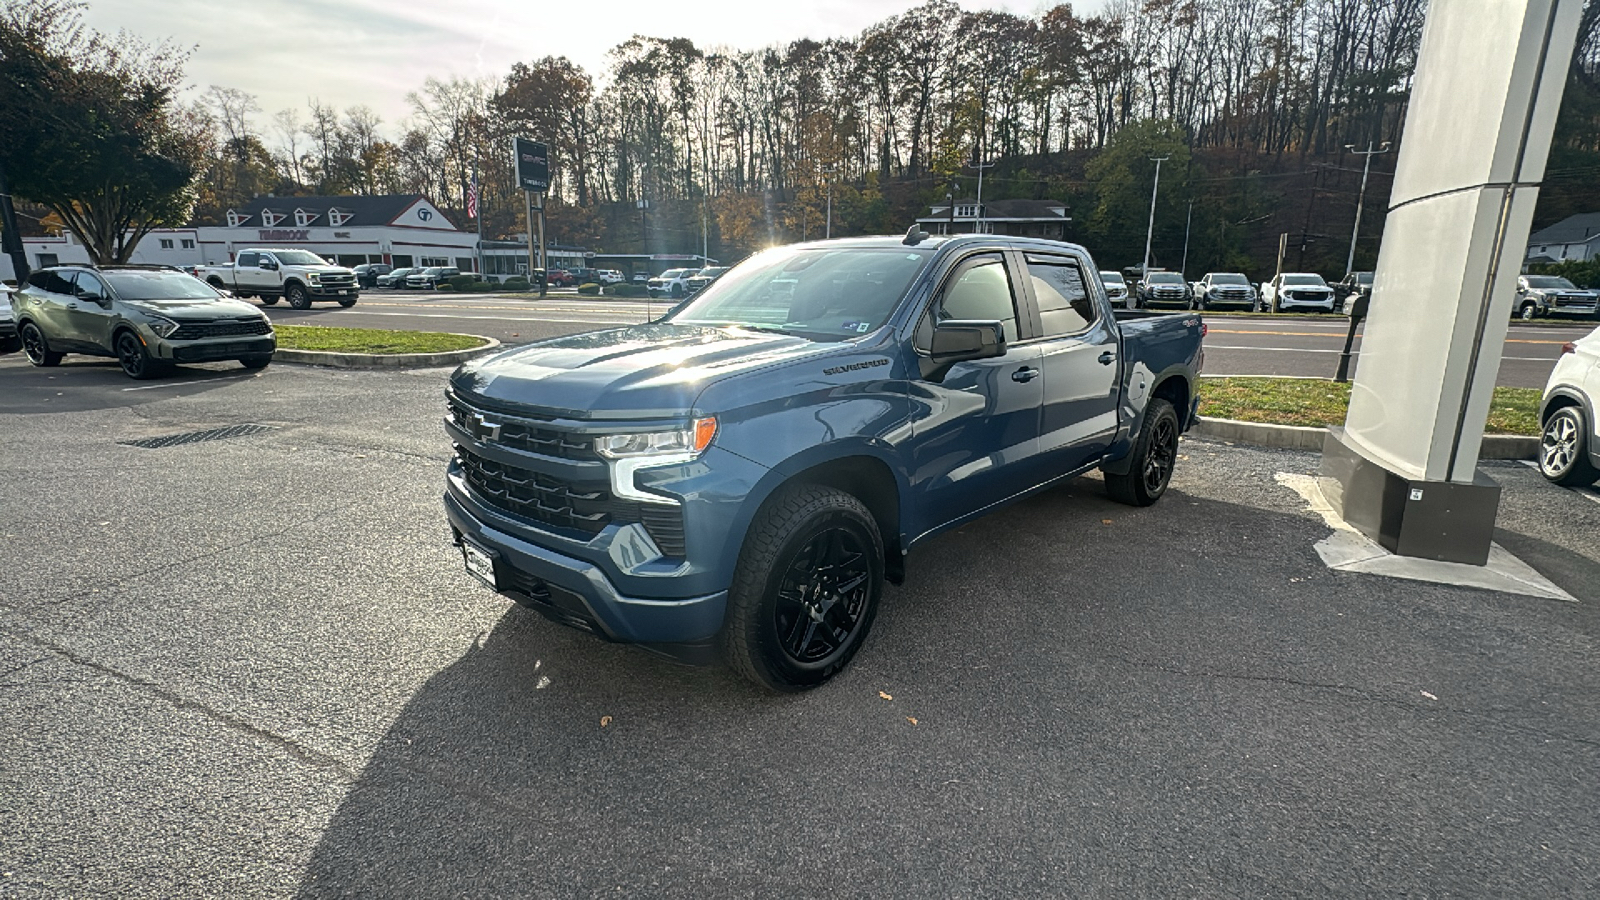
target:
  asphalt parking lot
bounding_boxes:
[2,358,1599,897]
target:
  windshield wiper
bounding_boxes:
[725,323,815,339]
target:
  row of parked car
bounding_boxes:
[1099,268,1600,320]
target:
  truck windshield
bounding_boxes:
[1211,273,1248,284]
[1147,273,1183,284]
[272,251,330,266]
[667,246,930,340]
[1525,276,1576,289]
[1282,274,1327,286]
[103,271,223,301]
[1100,272,1125,285]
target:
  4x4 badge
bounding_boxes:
[470,413,502,441]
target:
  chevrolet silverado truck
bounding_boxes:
[443,234,1205,691]
[1515,275,1600,321]
[200,248,359,309]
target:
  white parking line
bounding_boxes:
[1517,460,1600,504]
[121,371,268,392]
[1204,344,1554,362]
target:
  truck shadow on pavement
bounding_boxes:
[295,478,1600,898]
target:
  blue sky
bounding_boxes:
[85,0,1086,135]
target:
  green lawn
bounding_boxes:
[1198,377,1540,435]
[273,325,488,354]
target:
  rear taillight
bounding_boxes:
[1200,323,1209,338]
[1562,342,1577,355]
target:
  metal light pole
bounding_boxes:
[0,158,28,284]
[1141,155,1170,279]
[1180,198,1194,276]
[946,184,956,234]
[1344,141,1391,277]
[824,165,835,239]
[971,157,996,234]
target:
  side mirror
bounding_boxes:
[930,319,1005,365]
[77,290,107,306]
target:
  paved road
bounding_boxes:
[262,292,1597,388]
[2,360,1598,897]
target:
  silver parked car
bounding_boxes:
[1537,325,1600,486]
[1100,271,1130,307]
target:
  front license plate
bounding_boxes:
[340,289,350,295]
[461,539,497,589]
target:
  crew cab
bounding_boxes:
[200,249,359,309]
[442,234,1205,692]
[1137,271,1191,307]
[1190,273,1256,309]
[1515,275,1599,321]
[648,268,695,298]
[1259,273,1335,312]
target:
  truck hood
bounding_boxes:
[450,323,840,419]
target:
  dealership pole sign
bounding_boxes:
[513,138,549,193]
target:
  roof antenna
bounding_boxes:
[902,224,929,246]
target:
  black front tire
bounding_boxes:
[287,284,312,309]
[260,295,279,306]
[1539,407,1599,486]
[1519,303,1538,321]
[1104,398,1180,507]
[721,484,885,693]
[240,354,272,370]
[20,322,63,367]
[115,330,166,380]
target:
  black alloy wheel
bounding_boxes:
[116,330,163,380]
[287,284,312,309]
[1104,398,1180,507]
[722,484,884,692]
[21,322,63,367]
[1539,407,1599,486]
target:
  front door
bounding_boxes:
[65,271,117,353]
[907,252,1045,534]
[1021,252,1122,475]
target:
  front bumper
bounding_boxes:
[306,283,359,298]
[1279,293,1335,310]
[445,482,728,644]
[1204,291,1255,307]
[153,335,276,363]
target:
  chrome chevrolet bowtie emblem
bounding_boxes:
[470,413,502,441]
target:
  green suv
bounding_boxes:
[12,265,276,379]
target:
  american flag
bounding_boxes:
[467,173,479,220]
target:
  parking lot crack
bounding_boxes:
[2,624,362,782]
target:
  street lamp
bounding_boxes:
[1140,155,1170,280]
[824,164,836,239]
[970,157,995,234]
[1344,141,1391,278]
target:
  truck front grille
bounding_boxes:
[317,274,357,288]
[169,319,272,340]
[455,444,686,557]
[447,394,598,460]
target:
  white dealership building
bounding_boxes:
[2,194,481,280]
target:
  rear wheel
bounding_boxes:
[1105,398,1180,507]
[287,284,312,309]
[115,330,166,380]
[20,322,63,367]
[721,484,884,692]
[259,295,279,306]
[1539,407,1599,486]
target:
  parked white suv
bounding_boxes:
[594,269,624,285]
[1538,325,1600,486]
[647,268,694,298]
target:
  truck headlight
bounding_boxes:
[308,273,321,283]
[148,316,181,338]
[595,418,717,459]
[595,418,717,504]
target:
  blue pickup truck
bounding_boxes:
[443,234,1205,690]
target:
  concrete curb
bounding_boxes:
[274,336,500,369]
[1189,416,1538,460]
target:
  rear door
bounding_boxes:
[907,251,1045,532]
[23,270,82,349]
[234,251,263,290]
[1018,251,1122,475]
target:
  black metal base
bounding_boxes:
[1319,428,1502,566]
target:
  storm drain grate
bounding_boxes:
[118,423,279,449]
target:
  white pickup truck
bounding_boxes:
[200,248,360,309]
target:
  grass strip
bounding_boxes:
[1198,376,1540,435]
[273,324,487,354]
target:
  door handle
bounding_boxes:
[1011,367,1039,383]
[1098,351,1116,365]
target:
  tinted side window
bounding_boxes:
[73,272,108,299]
[43,270,75,294]
[26,271,52,290]
[237,252,259,267]
[1027,259,1096,337]
[929,257,1018,344]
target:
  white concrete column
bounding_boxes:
[1341,0,1582,484]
